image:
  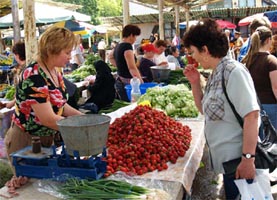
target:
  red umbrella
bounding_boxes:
[216,20,236,29]
[238,13,264,26]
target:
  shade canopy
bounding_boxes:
[238,13,264,27]
[0,2,91,29]
[216,20,236,29]
[264,10,277,28]
[53,20,96,39]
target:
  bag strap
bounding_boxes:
[221,71,244,128]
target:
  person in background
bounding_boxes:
[179,44,186,57]
[183,18,260,200]
[109,24,143,102]
[153,40,168,66]
[241,26,277,137]
[0,42,26,139]
[270,34,277,57]
[98,38,107,61]
[70,34,85,71]
[5,26,83,173]
[135,45,144,68]
[139,43,158,82]
[233,31,244,60]
[81,60,115,113]
[172,33,181,50]
[165,46,181,69]
[238,16,271,62]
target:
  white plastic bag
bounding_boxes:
[234,169,273,200]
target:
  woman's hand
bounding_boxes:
[183,64,201,84]
[236,158,256,180]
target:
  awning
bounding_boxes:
[0,2,91,29]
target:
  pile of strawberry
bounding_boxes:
[105,105,192,177]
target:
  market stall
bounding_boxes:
[0,106,205,199]
[0,105,205,199]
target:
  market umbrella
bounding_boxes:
[264,10,277,28]
[216,20,236,29]
[53,20,95,38]
[238,13,264,26]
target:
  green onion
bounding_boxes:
[58,178,150,199]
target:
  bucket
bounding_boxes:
[125,82,158,102]
[56,114,111,156]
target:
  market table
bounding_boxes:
[0,104,205,200]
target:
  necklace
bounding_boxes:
[42,60,59,87]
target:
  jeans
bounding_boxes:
[223,174,240,200]
[115,78,129,102]
[259,104,277,140]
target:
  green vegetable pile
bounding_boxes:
[98,99,130,114]
[64,64,96,82]
[137,84,199,118]
[168,69,190,87]
[4,86,15,100]
[0,160,13,188]
[58,179,150,199]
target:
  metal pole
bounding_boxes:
[122,0,130,26]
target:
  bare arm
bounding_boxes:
[270,70,277,100]
[236,110,259,180]
[108,49,117,67]
[124,50,144,83]
[32,102,83,131]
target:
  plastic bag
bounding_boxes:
[234,169,273,200]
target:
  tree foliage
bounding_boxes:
[53,0,122,24]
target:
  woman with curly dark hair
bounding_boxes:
[183,18,260,199]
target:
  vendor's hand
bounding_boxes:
[5,101,14,109]
[235,157,256,180]
[183,64,201,84]
[158,62,168,67]
[83,80,90,87]
[0,102,6,109]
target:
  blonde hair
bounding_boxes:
[37,26,77,61]
[241,26,272,68]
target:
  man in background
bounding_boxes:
[98,38,107,62]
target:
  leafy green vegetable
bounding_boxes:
[4,85,15,100]
[137,84,198,118]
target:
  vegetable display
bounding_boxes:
[59,179,149,199]
[106,105,192,176]
[58,179,171,200]
[64,64,96,82]
[137,84,198,118]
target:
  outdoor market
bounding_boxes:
[0,0,277,199]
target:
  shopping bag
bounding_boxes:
[234,169,273,200]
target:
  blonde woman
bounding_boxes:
[5,26,83,165]
[241,26,277,138]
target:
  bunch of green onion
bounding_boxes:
[58,179,150,199]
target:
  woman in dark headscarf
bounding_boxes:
[84,60,116,112]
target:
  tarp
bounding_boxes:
[238,13,264,26]
[0,2,91,28]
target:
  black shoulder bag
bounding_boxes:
[222,71,277,173]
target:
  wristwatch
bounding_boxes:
[242,153,255,159]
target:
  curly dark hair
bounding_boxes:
[183,18,229,58]
[122,24,141,38]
